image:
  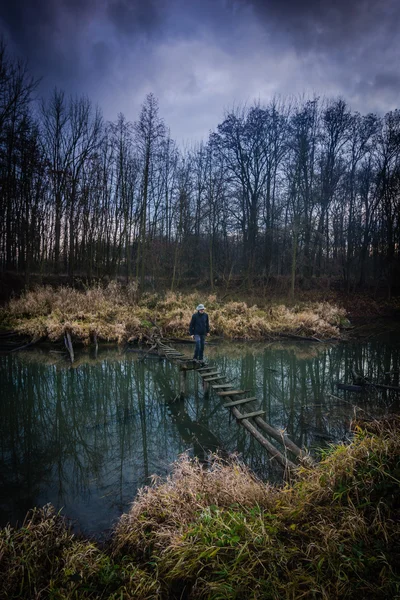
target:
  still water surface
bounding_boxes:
[1,337,399,536]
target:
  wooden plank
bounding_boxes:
[199,371,221,377]
[223,397,257,407]
[236,410,266,420]
[203,376,226,382]
[197,367,214,372]
[217,389,249,396]
[211,384,235,389]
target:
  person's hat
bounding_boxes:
[196,304,205,311]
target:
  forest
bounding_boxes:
[1,42,400,298]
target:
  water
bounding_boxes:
[1,336,399,536]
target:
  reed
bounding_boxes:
[1,418,399,599]
[0,284,349,344]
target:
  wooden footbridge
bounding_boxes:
[152,337,313,471]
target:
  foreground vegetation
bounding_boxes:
[1,417,399,599]
[0,283,350,344]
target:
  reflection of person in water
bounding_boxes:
[189,303,210,363]
[155,371,222,462]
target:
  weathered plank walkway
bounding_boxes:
[153,337,314,470]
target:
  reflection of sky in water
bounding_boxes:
[0,338,399,536]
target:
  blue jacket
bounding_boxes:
[189,311,209,336]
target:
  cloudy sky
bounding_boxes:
[1,0,399,143]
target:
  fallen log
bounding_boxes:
[336,383,364,392]
[165,337,218,345]
[278,332,339,343]
[0,330,20,338]
[6,337,43,353]
[368,382,400,392]
[253,416,313,463]
[125,347,160,356]
[337,382,400,393]
[139,343,159,362]
[230,405,296,471]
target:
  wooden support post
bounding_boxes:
[64,330,74,363]
[93,333,98,358]
[179,369,187,398]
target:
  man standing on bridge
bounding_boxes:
[189,303,210,363]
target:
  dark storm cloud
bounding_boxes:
[236,0,400,107]
[353,70,400,111]
[373,72,400,91]
[0,0,166,89]
[106,0,162,37]
[0,0,399,141]
[0,0,249,108]
[0,0,95,83]
[0,0,166,53]
[242,0,400,50]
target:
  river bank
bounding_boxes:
[0,283,357,346]
[1,417,399,599]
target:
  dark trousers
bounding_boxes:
[193,334,205,360]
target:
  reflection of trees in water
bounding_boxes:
[0,339,399,533]
[208,340,400,452]
[0,354,179,531]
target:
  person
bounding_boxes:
[189,303,210,363]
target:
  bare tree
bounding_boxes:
[134,93,165,291]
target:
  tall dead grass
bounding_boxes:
[112,416,400,599]
[113,453,276,559]
[0,284,348,343]
[1,283,149,344]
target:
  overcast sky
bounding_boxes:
[1,0,399,143]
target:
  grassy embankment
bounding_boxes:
[1,417,399,599]
[0,282,351,344]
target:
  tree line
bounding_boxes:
[1,42,399,296]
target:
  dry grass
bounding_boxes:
[0,282,151,344]
[1,418,399,599]
[113,453,275,559]
[0,284,349,344]
[112,418,400,599]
